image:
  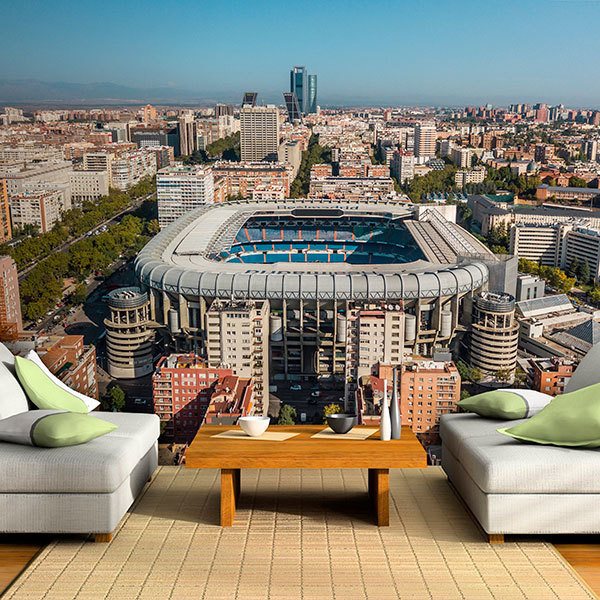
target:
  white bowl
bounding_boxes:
[238,416,270,437]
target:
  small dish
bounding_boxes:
[238,416,270,437]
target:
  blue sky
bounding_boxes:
[1,0,600,106]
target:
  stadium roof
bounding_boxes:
[135,199,490,301]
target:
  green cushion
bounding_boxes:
[0,410,117,447]
[33,412,117,447]
[14,356,88,413]
[498,382,600,447]
[458,389,552,420]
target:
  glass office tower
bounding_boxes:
[290,66,307,114]
[307,74,317,114]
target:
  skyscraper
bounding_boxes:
[414,122,437,159]
[0,179,11,243]
[240,105,280,162]
[307,74,318,114]
[290,66,307,114]
[283,92,302,123]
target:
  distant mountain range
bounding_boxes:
[0,78,231,105]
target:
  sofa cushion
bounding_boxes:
[440,413,513,460]
[0,434,146,494]
[449,419,600,494]
[0,342,15,373]
[93,412,160,454]
[0,361,29,420]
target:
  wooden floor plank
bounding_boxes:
[0,536,47,595]
[554,537,600,598]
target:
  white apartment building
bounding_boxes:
[10,189,65,233]
[414,122,437,159]
[562,226,600,282]
[309,176,395,200]
[110,150,157,191]
[70,170,109,205]
[205,300,270,414]
[390,150,415,184]
[345,306,405,381]
[240,105,280,162]
[450,146,472,169]
[454,167,486,188]
[277,140,302,179]
[157,165,215,228]
[0,145,63,162]
[509,223,561,266]
[83,152,112,174]
[0,160,73,197]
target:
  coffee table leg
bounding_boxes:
[221,469,237,526]
[373,469,389,526]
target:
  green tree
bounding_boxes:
[568,257,580,278]
[277,404,297,425]
[588,286,600,306]
[494,368,513,383]
[104,385,126,412]
[579,260,591,284]
[460,390,471,401]
[69,283,88,306]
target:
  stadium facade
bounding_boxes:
[135,199,507,411]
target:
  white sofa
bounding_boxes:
[0,344,159,542]
[441,344,600,543]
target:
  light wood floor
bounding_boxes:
[0,536,45,597]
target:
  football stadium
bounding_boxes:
[135,199,499,402]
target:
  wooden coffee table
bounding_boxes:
[186,425,427,527]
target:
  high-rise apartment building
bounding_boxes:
[178,111,196,157]
[290,66,308,114]
[205,300,270,414]
[307,74,318,114]
[0,256,22,340]
[399,360,461,445]
[531,357,574,396]
[582,139,598,162]
[157,165,215,228]
[509,223,561,266]
[141,104,158,124]
[215,103,234,118]
[414,122,437,159]
[0,179,11,243]
[70,170,109,205]
[470,291,519,378]
[390,149,415,184]
[10,189,65,233]
[240,105,280,162]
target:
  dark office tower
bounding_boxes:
[283,92,302,123]
[307,74,317,114]
[242,92,257,107]
[215,103,234,117]
[290,66,307,114]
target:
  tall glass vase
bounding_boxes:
[391,367,401,439]
[380,379,391,441]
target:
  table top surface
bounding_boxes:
[185,425,427,469]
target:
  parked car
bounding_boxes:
[290,384,302,391]
[310,391,320,397]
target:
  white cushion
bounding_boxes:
[0,361,29,420]
[564,342,600,393]
[499,388,553,416]
[25,350,100,412]
[0,342,15,374]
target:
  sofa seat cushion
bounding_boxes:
[93,412,160,454]
[445,415,600,494]
[0,435,147,494]
[440,413,515,460]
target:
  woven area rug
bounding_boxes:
[4,466,596,600]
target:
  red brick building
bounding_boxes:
[0,255,22,341]
[532,357,574,396]
[36,334,98,399]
